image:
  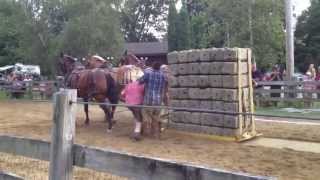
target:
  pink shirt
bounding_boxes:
[121,81,144,105]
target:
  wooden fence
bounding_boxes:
[0,89,275,180]
[0,80,58,99]
[254,81,320,106]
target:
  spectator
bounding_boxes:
[269,65,281,102]
[315,66,320,81]
[121,81,144,141]
[252,61,262,87]
[306,64,316,80]
[139,62,167,139]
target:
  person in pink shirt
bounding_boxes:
[121,81,144,141]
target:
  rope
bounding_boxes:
[73,101,320,121]
[1,98,319,121]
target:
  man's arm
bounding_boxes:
[138,73,148,84]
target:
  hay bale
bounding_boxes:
[198,76,209,88]
[211,88,223,100]
[186,100,201,109]
[179,88,189,99]
[199,88,212,100]
[199,101,212,110]
[222,48,238,61]
[189,76,199,87]
[223,115,240,129]
[201,113,223,127]
[170,111,184,123]
[212,101,223,111]
[169,76,179,87]
[178,76,188,87]
[178,51,189,63]
[169,88,179,99]
[188,63,200,74]
[167,51,179,64]
[200,49,211,61]
[178,100,187,108]
[187,50,200,62]
[222,75,249,88]
[170,64,179,76]
[170,100,181,108]
[199,63,211,74]
[221,128,239,137]
[209,75,222,87]
[201,126,223,135]
[223,102,239,112]
[221,62,237,74]
[178,64,189,75]
[189,112,201,125]
[222,89,238,102]
[188,88,200,99]
[209,62,223,74]
[181,111,192,123]
[210,48,224,61]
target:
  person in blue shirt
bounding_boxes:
[139,62,167,139]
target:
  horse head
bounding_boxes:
[86,55,111,69]
[120,52,144,69]
[58,53,77,76]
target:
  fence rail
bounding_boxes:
[0,89,275,180]
[0,135,274,180]
[255,81,320,104]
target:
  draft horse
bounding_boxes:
[59,54,119,132]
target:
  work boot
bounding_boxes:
[151,120,161,139]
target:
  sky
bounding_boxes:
[176,0,311,16]
[294,0,311,16]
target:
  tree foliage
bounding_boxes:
[119,0,169,42]
[0,0,124,76]
[168,0,286,70]
[295,0,320,72]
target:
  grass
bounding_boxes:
[0,90,8,100]
[256,106,320,119]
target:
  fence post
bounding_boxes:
[49,89,77,180]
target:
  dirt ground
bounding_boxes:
[0,101,320,180]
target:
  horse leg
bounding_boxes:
[131,107,143,141]
[99,103,112,132]
[83,97,90,125]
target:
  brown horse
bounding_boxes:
[59,54,119,132]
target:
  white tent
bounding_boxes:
[0,65,14,72]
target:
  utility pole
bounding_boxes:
[285,0,295,80]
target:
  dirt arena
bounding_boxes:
[0,101,320,180]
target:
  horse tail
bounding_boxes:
[105,73,119,104]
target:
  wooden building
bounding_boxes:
[124,41,168,66]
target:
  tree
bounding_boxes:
[119,0,169,42]
[175,1,191,50]
[295,0,320,72]
[168,0,178,51]
[59,0,124,59]
[0,0,25,66]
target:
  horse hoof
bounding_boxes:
[107,129,112,133]
[131,133,142,141]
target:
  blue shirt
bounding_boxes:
[139,69,167,106]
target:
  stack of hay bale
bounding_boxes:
[168,48,256,140]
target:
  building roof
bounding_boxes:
[124,41,168,56]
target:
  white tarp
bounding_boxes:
[0,63,40,75]
[0,65,14,72]
[14,63,41,75]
